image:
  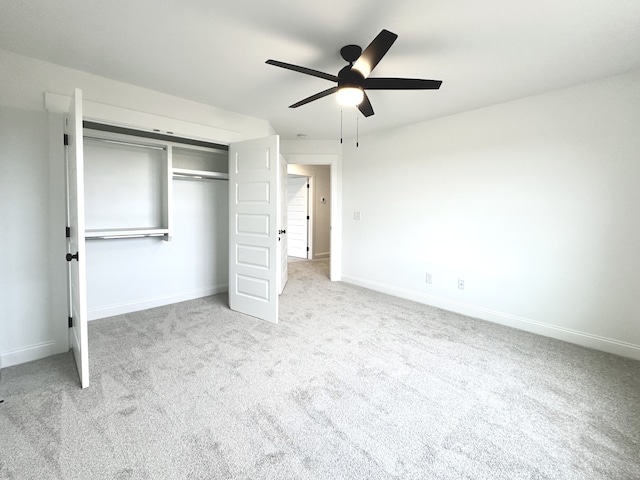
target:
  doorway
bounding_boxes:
[287,164,331,262]
[283,154,340,281]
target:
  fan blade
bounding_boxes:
[352,29,398,78]
[266,60,338,82]
[363,78,443,90]
[289,87,338,108]
[357,92,374,117]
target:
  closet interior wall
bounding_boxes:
[83,126,230,320]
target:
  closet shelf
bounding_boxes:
[85,228,170,240]
[172,168,229,180]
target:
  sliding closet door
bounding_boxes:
[228,136,280,323]
[66,88,89,388]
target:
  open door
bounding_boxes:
[287,176,310,258]
[229,136,280,323]
[65,88,89,388]
[278,155,288,294]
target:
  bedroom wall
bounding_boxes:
[341,69,640,360]
[0,48,273,367]
[0,106,68,367]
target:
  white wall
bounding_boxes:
[0,107,68,367]
[342,69,640,360]
[0,49,272,141]
[287,164,331,259]
[86,178,229,320]
[0,49,273,367]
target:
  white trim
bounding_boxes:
[342,275,640,361]
[314,252,330,259]
[307,175,314,259]
[1,341,63,368]
[88,284,228,320]
[44,92,242,144]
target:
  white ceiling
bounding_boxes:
[1,0,639,140]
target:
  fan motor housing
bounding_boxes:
[338,65,365,88]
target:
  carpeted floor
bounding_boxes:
[1,259,639,479]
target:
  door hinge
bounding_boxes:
[307,247,310,252]
[68,317,73,328]
[307,216,310,220]
[63,134,69,146]
[65,226,71,238]
[307,184,309,188]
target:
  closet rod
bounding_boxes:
[84,136,166,151]
[173,174,228,181]
[86,233,168,240]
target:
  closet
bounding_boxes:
[62,88,283,388]
[82,122,230,320]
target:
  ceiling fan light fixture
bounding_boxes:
[336,86,364,107]
[267,29,441,118]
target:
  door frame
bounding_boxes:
[281,154,341,281]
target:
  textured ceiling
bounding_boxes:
[1,0,639,140]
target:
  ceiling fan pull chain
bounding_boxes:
[356,113,359,148]
[340,109,343,144]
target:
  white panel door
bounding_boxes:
[229,136,279,323]
[66,88,89,388]
[278,155,288,294]
[287,176,309,258]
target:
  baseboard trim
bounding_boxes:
[1,341,63,369]
[88,284,229,321]
[314,252,330,259]
[342,275,640,361]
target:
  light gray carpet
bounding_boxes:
[1,259,639,479]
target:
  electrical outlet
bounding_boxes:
[458,279,465,290]
[426,273,433,284]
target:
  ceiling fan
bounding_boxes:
[266,29,442,117]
